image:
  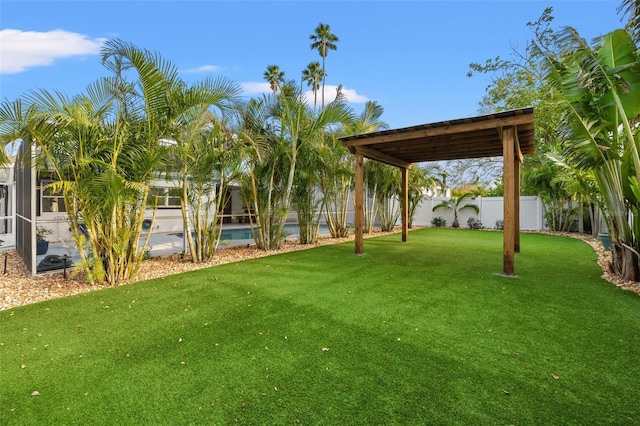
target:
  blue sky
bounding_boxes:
[0,0,625,129]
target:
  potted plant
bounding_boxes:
[36,226,52,255]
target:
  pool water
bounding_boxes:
[220,224,329,241]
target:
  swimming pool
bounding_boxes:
[219,224,330,241]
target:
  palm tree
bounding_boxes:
[317,132,353,238]
[0,65,166,285]
[301,61,323,111]
[238,87,351,249]
[309,23,339,108]
[292,139,324,244]
[0,38,242,284]
[365,161,401,232]
[348,101,388,135]
[432,194,480,228]
[619,0,639,44]
[165,74,241,262]
[522,152,582,232]
[263,65,285,94]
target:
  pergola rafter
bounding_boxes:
[339,107,535,276]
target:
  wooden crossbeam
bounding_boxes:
[342,114,534,148]
[354,146,412,169]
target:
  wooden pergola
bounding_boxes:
[339,107,535,276]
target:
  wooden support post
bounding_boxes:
[514,154,521,253]
[502,126,516,276]
[354,150,364,254]
[401,167,409,242]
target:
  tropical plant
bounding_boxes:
[172,115,242,262]
[431,216,446,227]
[164,75,241,262]
[309,23,339,108]
[467,217,483,229]
[432,194,480,228]
[238,86,351,249]
[292,140,324,244]
[467,7,586,226]
[535,23,640,280]
[236,96,283,250]
[365,161,401,232]
[619,0,639,44]
[302,61,324,112]
[522,154,580,231]
[0,39,247,281]
[0,39,168,286]
[263,65,285,94]
[317,133,353,238]
[545,150,602,233]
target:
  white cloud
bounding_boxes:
[241,81,271,95]
[327,85,369,103]
[303,85,369,105]
[0,29,106,74]
[181,64,221,73]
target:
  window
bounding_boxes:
[150,187,181,208]
[38,180,66,215]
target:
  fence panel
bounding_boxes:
[412,196,545,230]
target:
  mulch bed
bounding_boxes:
[1,229,638,311]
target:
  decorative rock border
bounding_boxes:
[1,229,637,311]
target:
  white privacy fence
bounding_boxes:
[412,196,547,230]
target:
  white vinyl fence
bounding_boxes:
[412,196,547,230]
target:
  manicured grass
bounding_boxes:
[1,229,639,424]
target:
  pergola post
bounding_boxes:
[502,126,516,275]
[401,167,409,242]
[354,149,364,254]
[514,154,521,253]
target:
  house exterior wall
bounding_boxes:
[35,187,252,242]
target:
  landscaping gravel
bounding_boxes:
[1,229,637,311]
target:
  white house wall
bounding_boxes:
[36,186,254,242]
[37,208,186,242]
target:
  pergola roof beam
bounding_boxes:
[352,146,412,169]
[341,109,534,148]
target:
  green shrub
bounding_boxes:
[467,217,483,229]
[431,216,446,227]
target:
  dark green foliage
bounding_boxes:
[467,217,483,229]
[431,216,446,227]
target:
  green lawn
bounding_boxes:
[1,229,638,425]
